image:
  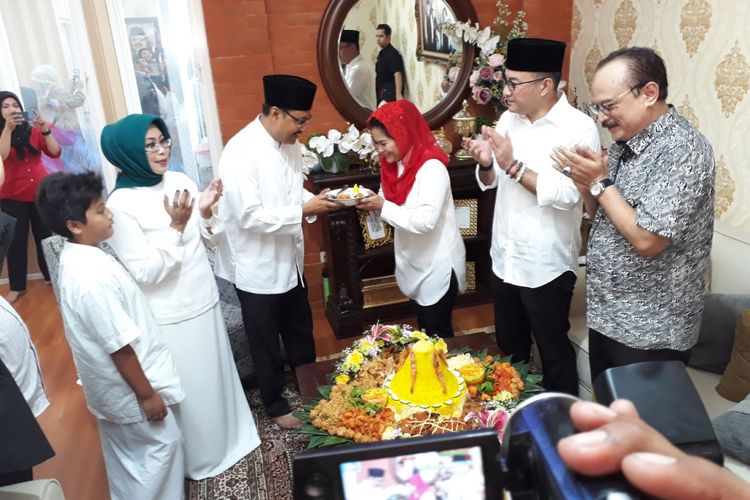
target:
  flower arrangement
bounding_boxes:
[441,1,528,111]
[306,124,377,174]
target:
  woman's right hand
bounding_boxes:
[4,112,23,132]
[163,188,194,233]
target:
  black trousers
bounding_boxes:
[588,328,692,385]
[492,271,578,395]
[0,199,51,291]
[413,271,458,338]
[235,280,315,417]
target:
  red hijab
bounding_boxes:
[368,100,448,206]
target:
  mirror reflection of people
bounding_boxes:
[560,399,750,500]
[101,114,261,479]
[339,29,376,110]
[375,24,406,103]
[216,75,340,429]
[356,100,466,338]
[465,39,600,395]
[0,90,60,303]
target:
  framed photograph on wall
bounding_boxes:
[415,0,460,62]
[454,199,478,237]
[359,210,394,250]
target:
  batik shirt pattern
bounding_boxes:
[587,107,715,350]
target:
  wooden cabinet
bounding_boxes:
[309,158,496,338]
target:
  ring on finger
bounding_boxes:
[562,165,573,177]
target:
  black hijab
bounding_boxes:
[0,91,38,160]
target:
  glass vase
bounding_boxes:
[319,150,352,174]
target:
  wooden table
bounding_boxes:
[295,331,500,403]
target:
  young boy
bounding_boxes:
[36,172,185,500]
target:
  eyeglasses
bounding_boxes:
[588,84,645,117]
[504,76,547,93]
[279,108,312,127]
[144,137,172,153]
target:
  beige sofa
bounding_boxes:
[566,227,750,482]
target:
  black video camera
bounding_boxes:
[293,361,723,499]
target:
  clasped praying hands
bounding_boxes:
[550,145,608,188]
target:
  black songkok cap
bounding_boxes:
[368,468,385,478]
[340,29,359,45]
[263,74,317,111]
[505,38,566,73]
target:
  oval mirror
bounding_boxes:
[318,0,478,129]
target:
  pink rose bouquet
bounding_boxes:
[441,1,528,112]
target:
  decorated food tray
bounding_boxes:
[327,184,371,206]
[296,323,542,448]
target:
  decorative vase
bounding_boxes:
[319,150,352,174]
[432,127,453,156]
[452,100,477,160]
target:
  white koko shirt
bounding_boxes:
[59,242,184,424]
[107,171,220,325]
[477,93,600,288]
[380,159,466,306]
[0,296,49,417]
[344,54,376,110]
[217,117,316,294]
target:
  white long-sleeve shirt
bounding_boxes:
[216,117,315,294]
[106,171,220,325]
[344,54,376,110]
[0,297,49,417]
[477,93,600,288]
[380,159,466,306]
[59,242,183,424]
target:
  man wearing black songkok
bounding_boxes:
[216,75,339,429]
[466,38,601,395]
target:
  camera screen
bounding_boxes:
[339,445,486,500]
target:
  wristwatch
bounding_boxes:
[589,177,614,198]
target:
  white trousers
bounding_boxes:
[97,409,184,500]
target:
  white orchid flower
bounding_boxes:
[308,135,329,155]
[327,129,342,142]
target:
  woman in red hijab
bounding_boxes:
[357,100,465,337]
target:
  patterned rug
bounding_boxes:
[187,374,310,500]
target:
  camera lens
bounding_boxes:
[303,473,329,498]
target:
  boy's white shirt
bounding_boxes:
[58,241,183,424]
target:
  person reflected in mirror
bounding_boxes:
[102,113,260,479]
[549,47,715,383]
[339,29,376,111]
[559,399,750,500]
[0,91,60,303]
[356,100,465,338]
[217,75,340,430]
[464,39,600,395]
[375,23,406,103]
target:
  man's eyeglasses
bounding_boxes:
[588,84,645,117]
[144,137,172,153]
[279,108,312,127]
[503,76,547,93]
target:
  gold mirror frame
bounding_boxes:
[317,0,478,129]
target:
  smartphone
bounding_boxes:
[18,111,35,122]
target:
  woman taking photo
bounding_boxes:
[356,99,465,338]
[101,114,259,479]
[0,91,60,303]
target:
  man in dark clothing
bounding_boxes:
[375,23,406,103]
